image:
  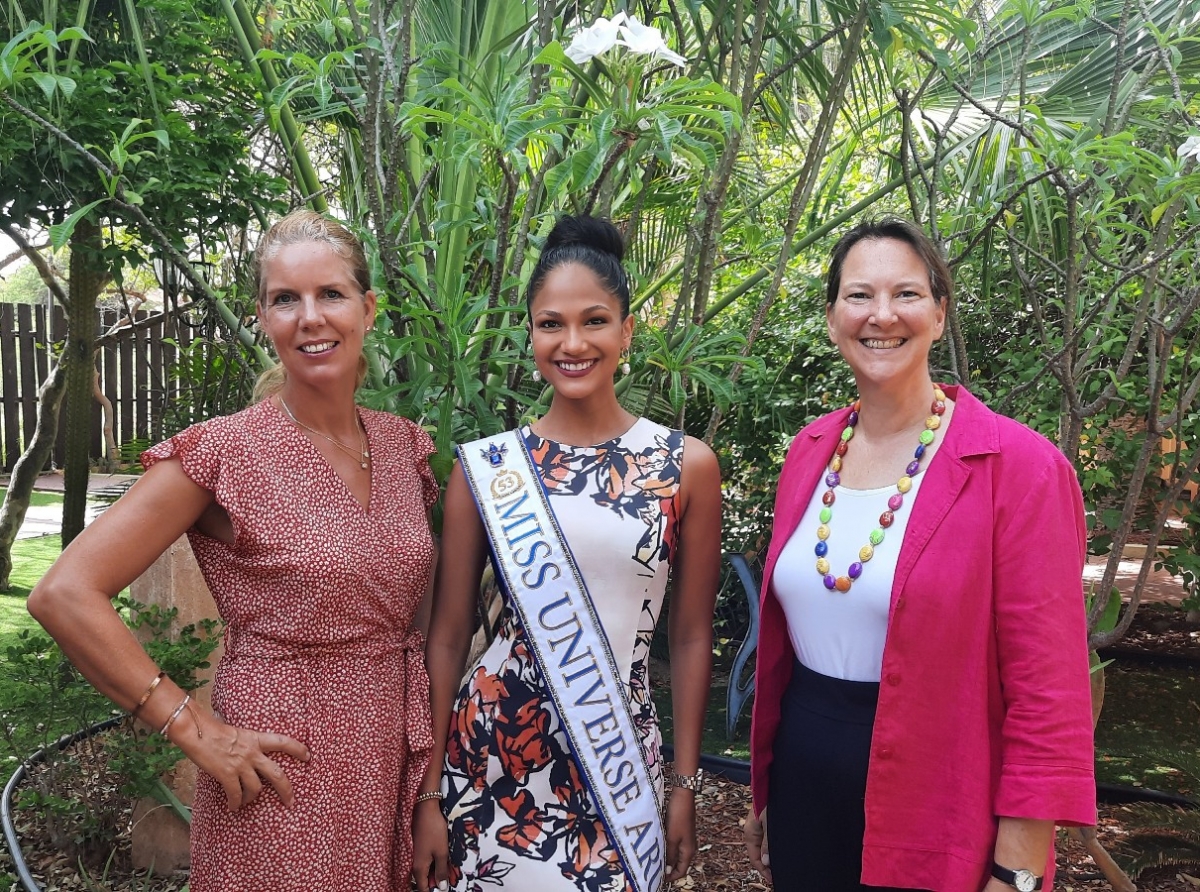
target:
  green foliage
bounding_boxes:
[0,256,51,303]
[0,596,222,871]
[1085,582,1122,673]
[0,627,118,860]
[108,595,222,805]
[160,328,258,438]
[1120,750,1200,878]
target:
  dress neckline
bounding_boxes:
[264,398,374,514]
[523,416,646,450]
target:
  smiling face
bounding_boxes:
[258,241,376,393]
[826,236,945,391]
[529,262,633,399]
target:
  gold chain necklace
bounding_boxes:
[278,396,370,470]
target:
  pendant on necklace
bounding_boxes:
[815,387,946,593]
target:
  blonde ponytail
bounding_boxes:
[252,363,287,403]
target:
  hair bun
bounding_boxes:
[544,215,626,262]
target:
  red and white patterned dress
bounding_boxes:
[443,418,684,892]
[142,399,438,891]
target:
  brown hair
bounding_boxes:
[251,210,372,401]
[825,218,952,308]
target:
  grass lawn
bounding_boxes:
[1,534,60,636]
[0,486,65,509]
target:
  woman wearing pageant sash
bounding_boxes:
[29,211,439,890]
[741,219,1095,891]
[413,215,722,892]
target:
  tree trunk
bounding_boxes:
[61,219,107,547]
[95,365,117,471]
[0,363,68,590]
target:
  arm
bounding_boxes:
[412,462,489,892]
[27,458,309,810]
[987,446,1095,884]
[743,806,772,883]
[663,436,723,883]
[983,819,1055,892]
[412,525,439,635]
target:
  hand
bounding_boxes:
[744,804,771,883]
[185,711,310,811]
[983,879,1020,892]
[411,798,451,892]
[664,786,697,884]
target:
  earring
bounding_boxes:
[532,367,542,384]
[620,349,631,377]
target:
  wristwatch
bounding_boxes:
[671,768,705,793]
[991,863,1042,891]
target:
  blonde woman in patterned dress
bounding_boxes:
[29,211,439,890]
[413,216,723,892]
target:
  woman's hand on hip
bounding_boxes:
[664,786,698,884]
[185,711,310,811]
[743,804,771,883]
[411,798,451,892]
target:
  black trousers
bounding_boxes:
[766,659,925,892]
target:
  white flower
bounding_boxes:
[564,12,626,64]
[562,12,687,67]
[618,15,688,67]
[1177,136,1200,163]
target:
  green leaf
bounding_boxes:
[30,71,58,98]
[49,200,105,251]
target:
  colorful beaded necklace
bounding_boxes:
[814,386,946,592]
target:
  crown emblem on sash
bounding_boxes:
[482,442,508,467]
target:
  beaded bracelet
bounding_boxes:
[132,671,166,718]
[160,694,191,737]
[415,790,444,804]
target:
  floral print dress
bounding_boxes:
[443,418,685,892]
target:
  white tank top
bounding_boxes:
[772,470,927,682]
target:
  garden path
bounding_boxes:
[11,472,139,539]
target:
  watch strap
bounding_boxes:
[671,768,705,793]
[990,862,1043,891]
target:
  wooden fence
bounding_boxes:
[0,302,201,472]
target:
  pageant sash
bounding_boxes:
[460,430,666,892]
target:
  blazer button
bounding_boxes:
[886,672,901,686]
[895,597,907,610]
[877,745,894,760]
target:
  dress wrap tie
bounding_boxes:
[393,629,434,888]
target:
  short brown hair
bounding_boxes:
[825,218,952,307]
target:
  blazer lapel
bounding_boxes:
[891,385,997,605]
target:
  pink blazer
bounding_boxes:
[749,385,1096,891]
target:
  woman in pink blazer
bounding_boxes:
[742,219,1095,891]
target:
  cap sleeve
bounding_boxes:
[409,422,439,510]
[141,420,225,493]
